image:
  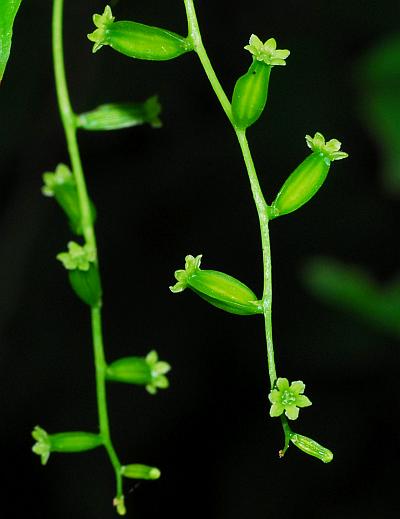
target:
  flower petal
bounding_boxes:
[295,395,312,408]
[276,377,289,391]
[146,384,157,395]
[263,38,277,51]
[154,361,171,375]
[290,380,305,395]
[154,375,169,389]
[285,405,299,420]
[145,350,158,365]
[270,402,284,417]
[325,138,341,153]
[332,151,349,161]
[269,58,287,66]
[275,49,290,59]
[268,389,281,404]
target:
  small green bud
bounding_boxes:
[106,350,171,395]
[77,96,162,131]
[32,426,102,465]
[290,433,333,463]
[57,242,102,306]
[268,378,312,420]
[121,464,161,480]
[232,35,290,130]
[170,254,262,316]
[270,132,348,218]
[41,163,96,235]
[87,5,192,60]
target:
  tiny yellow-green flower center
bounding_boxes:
[281,390,296,406]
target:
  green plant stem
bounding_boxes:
[91,307,123,499]
[235,129,275,385]
[52,0,123,506]
[184,0,232,121]
[183,0,292,451]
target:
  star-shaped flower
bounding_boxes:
[244,34,290,66]
[305,132,348,162]
[42,163,75,197]
[56,241,96,271]
[87,5,115,53]
[145,350,171,395]
[269,377,312,420]
[169,254,202,293]
[32,426,51,465]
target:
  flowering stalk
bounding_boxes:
[181,0,345,457]
[32,1,170,514]
[183,0,292,448]
[52,0,124,506]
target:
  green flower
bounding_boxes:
[244,34,290,66]
[87,5,115,53]
[41,163,75,197]
[56,241,96,271]
[269,378,312,420]
[169,254,202,293]
[32,426,51,465]
[305,132,348,162]
[145,350,171,395]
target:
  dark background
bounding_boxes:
[1,1,399,517]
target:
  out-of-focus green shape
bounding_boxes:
[302,257,400,338]
[77,96,162,131]
[356,34,400,196]
[0,0,22,82]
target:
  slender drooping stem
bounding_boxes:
[184,0,232,121]
[235,130,275,385]
[52,0,123,503]
[183,0,292,448]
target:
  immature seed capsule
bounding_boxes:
[232,60,271,130]
[57,242,102,307]
[49,432,103,453]
[170,255,262,316]
[106,350,171,394]
[231,35,290,130]
[87,5,192,60]
[107,357,151,385]
[121,464,161,480]
[32,426,102,465]
[269,132,348,218]
[77,96,162,131]
[69,265,102,307]
[290,433,333,463]
[42,164,96,235]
